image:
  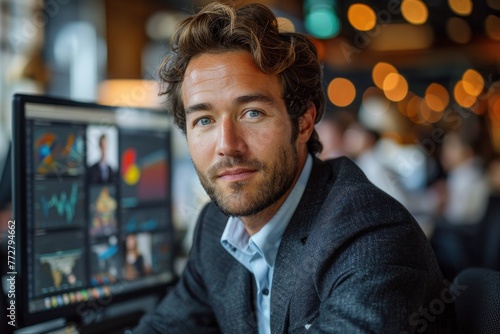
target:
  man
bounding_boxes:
[89,134,115,183]
[132,3,456,333]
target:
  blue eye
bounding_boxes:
[246,110,261,118]
[195,117,212,126]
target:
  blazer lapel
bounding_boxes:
[206,208,258,333]
[270,158,333,334]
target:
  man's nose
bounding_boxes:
[216,118,246,156]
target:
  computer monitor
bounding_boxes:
[12,94,175,332]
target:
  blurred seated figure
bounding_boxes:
[315,110,352,160]
[438,130,489,226]
[478,156,500,270]
[430,124,491,279]
[343,121,408,207]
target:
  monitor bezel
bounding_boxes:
[12,93,175,329]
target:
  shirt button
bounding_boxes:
[262,288,269,296]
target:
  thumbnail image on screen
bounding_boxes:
[33,179,85,230]
[89,185,118,237]
[33,124,84,176]
[90,235,122,286]
[33,231,86,297]
[122,233,153,281]
[120,131,169,208]
[122,232,173,281]
[86,126,118,184]
[121,206,171,233]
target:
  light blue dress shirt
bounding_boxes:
[220,154,312,334]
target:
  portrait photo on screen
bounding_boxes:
[122,233,153,281]
[86,126,118,184]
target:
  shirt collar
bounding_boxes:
[221,154,313,267]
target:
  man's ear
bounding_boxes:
[297,103,317,144]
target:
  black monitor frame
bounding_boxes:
[12,93,175,330]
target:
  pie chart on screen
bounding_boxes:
[122,148,140,185]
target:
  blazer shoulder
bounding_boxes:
[307,156,422,249]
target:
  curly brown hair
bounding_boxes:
[158,2,325,154]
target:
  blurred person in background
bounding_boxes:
[315,110,352,160]
[430,120,492,279]
[343,121,409,208]
[477,155,500,271]
[438,129,489,225]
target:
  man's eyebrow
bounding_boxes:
[185,103,212,114]
[185,94,275,114]
[235,94,274,105]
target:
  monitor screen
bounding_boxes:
[12,94,175,330]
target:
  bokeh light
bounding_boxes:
[487,0,500,10]
[347,3,377,31]
[448,0,473,16]
[327,78,356,107]
[421,99,444,123]
[453,80,477,108]
[372,62,398,89]
[383,73,409,102]
[309,38,326,62]
[462,69,484,97]
[446,17,472,44]
[401,0,429,25]
[277,17,295,33]
[407,95,426,124]
[485,15,500,41]
[425,83,450,112]
[489,94,500,121]
[305,6,340,39]
[397,91,416,117]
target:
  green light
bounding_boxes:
[305,8,340,39]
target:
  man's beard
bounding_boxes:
[194,145,298,217]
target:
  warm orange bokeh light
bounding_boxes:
[383,73,409,102]
[490,95,500,122]
[277,17,295,33]
[485,15,500,41]
[421,99,444,123]
[453,80,477,108]
[407,96,426,124]
[309,38,326,62]
[372,62,398,89]
[401,0,429,25]
[462,69,484,96]
[446,17,472,44]
[487,0,500,10]
[348,3,377,31]
[328,78,356,107]
[448,0,473,16]
[98,80,162,108]
[397,92,416,116]
[425,83,449,112]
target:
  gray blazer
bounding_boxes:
[132,157,457,333]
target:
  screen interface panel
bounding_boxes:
[18,99,174,321]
